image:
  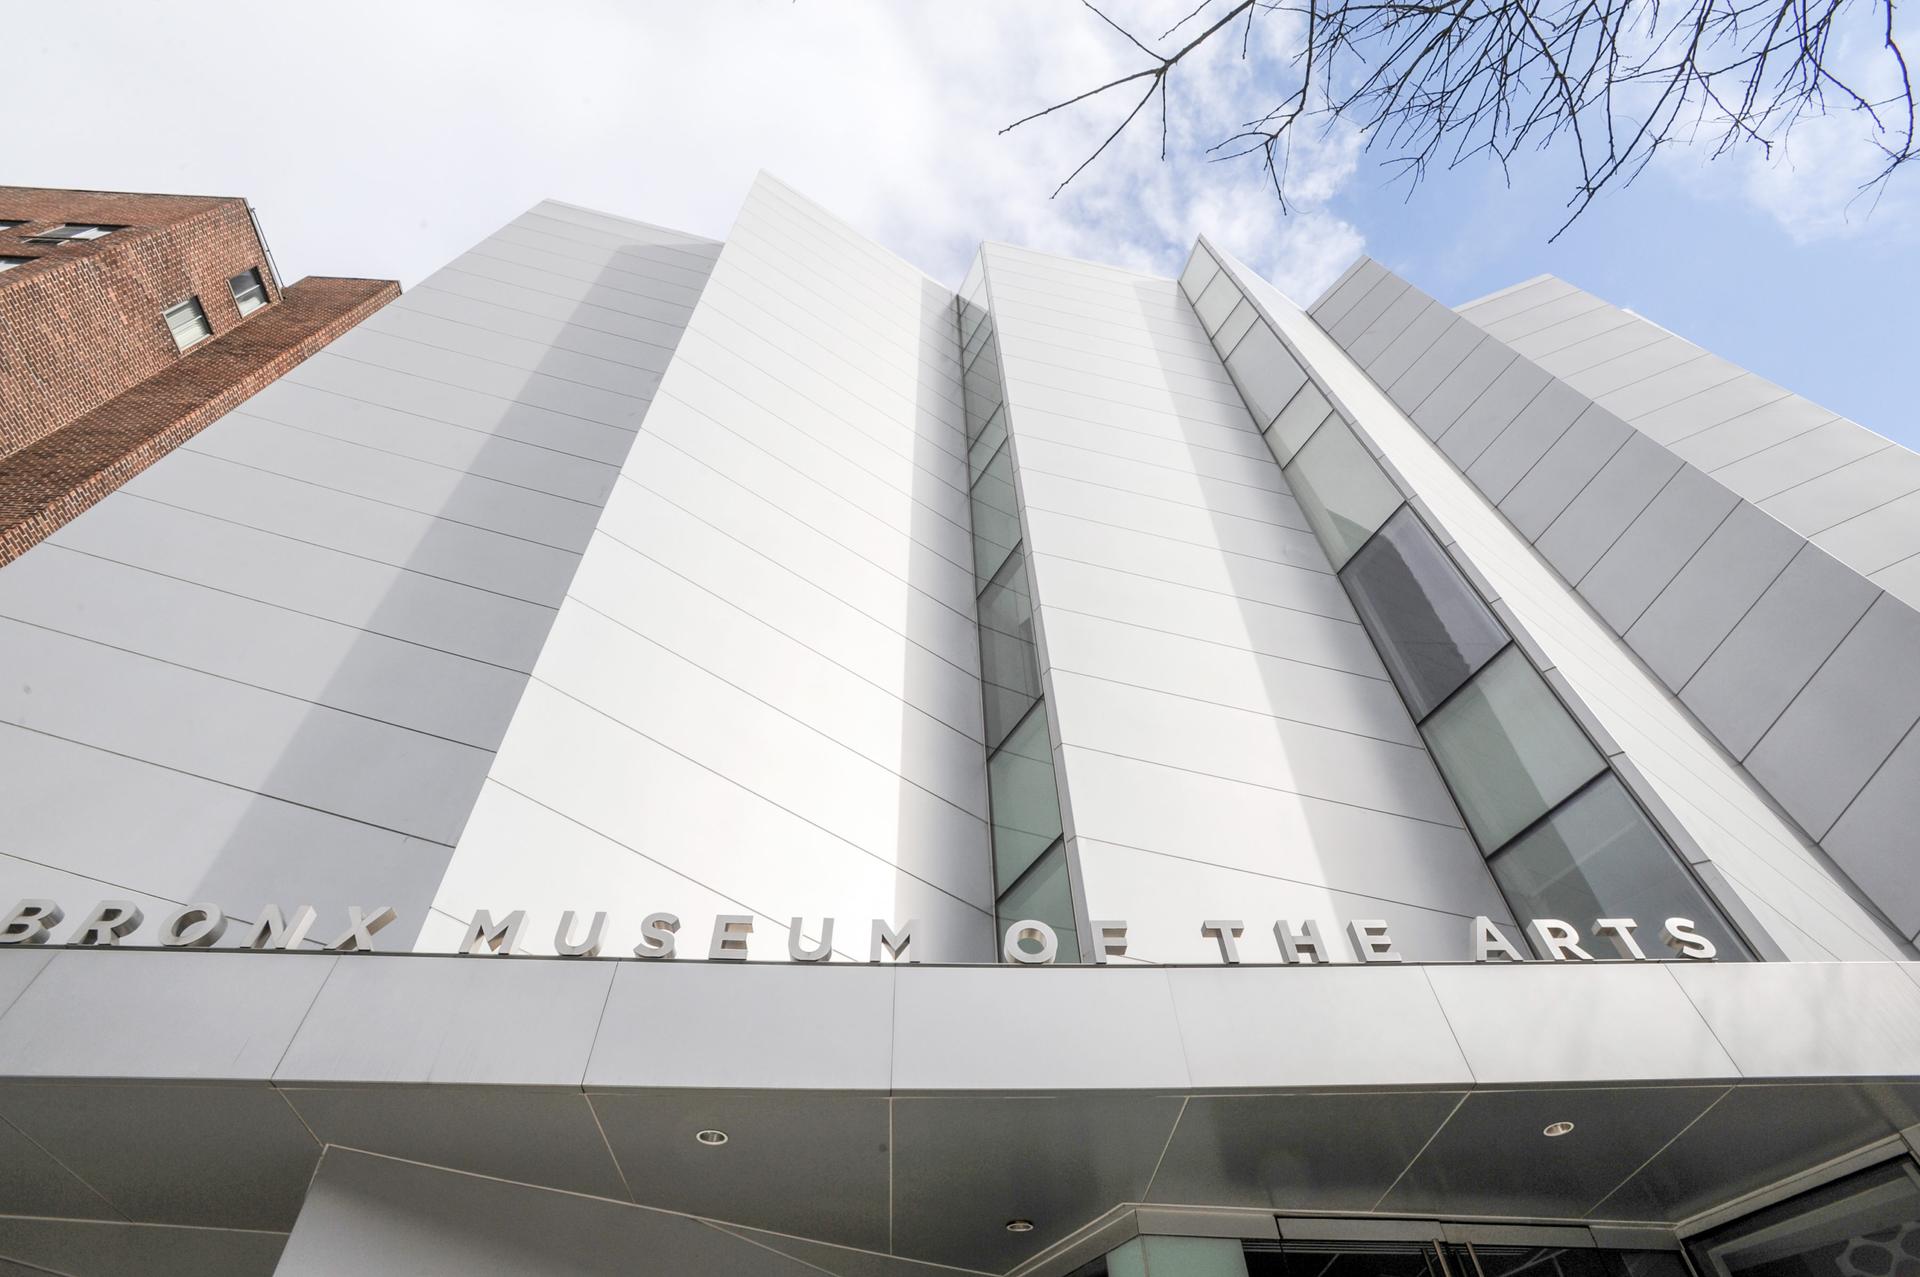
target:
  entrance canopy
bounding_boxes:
[0,951,1917,1275]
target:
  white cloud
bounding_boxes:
[10,1,1365,298]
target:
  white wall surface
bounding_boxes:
[981,243,1516,964]
[421,176,997,961]
[1268,254,1910,959]
[0,199,715,944]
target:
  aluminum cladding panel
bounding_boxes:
[422,176,997,962]
[982,243,1513,963]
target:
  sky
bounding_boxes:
[11,0,1915,444]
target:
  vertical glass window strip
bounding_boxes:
[967,406,1006,484]
[229,267,268,316]
[1178,245,1220,300]
[1420,646,1606,849]
[1224,321,1310,427]
[963,331,1004,437]
[1215,297,1259,354]
[1268,382,1333,463]
[1489,775,1745,958]
[977,546,1043,748]
[970,440,1021,588]
[1281,416,1404,568]
[988,702,1065,891]
[1341,506,1511,717]
[1192,269,1241,333]
[996,838,1079,962]
[164,297,212,352]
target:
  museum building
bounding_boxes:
[0,176,1916,1277]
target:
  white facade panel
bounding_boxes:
[0,199,720,941]
[424,176,996,960]
[984,243,1513,962]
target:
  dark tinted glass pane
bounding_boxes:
[1489,774,1748,958]
[968,406,1006,485]
[1462,1246,1614,1277]
[963,334,1003,436]
[977,546,1042,747]
[1692,1162,1920,1277]
[1245,1240,1447,1277]
[1283,416,1403,568]
[997,837,1078,962]
[1422,647,1606,850]
[988,702,1062,890]
[1342,506,1510,718]
[970,441,1020,587]
[1224,321,1309,427]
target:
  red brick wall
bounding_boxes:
[0,188,283,454]
[0,275,399,567]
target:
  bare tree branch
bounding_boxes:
[1003,0,1916,234]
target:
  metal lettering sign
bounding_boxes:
[0,899,1721,962]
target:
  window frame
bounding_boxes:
[228,266,269,317]
[163,295,213,352]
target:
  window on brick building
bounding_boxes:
[164,297,212,351]
[0,258,30,273]
[0,221,25,232]
[24,223,122,245]
[229,268,269,316]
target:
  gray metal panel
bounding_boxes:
[1824,725,1920,937]
[1498,407,1632,540]
[275,954,614,1086]
[586,963,894,1091]
[1465,377,1590,503]
[1410,340,1516,440]
[1438,360,1552,469]
[1146,1092,1465,1212]
[1745,595,1920,836]
[1763,445,1920,534]
[592,1091,891,1249]
[0,950,333,1082]
[1423,965,1735,1085]
[890,1094,1184,1271]
[0,615,491,847]
[891,967,1188,1092]
[1594,1082,1920,1222]
[1535,432,1682,582]
[1330,276,1411,346]
[1167,966,1472,1090]
[0,1082,319,1229]
[1711,419,1891,503]
[0,546,528,750]
[271,1147,821,1277]
[1369,301,1453,388]
[284,1086,629,1200]
[1671,397,1837,472]
[1579,466,1740,631]
[0,1111,120,1221]
[1596,354,1744,421]
[1679,545,1880,758]
[1376,1085,1726,1219]
[1625,502,1804,689]
[1386,322,1485,412]
[1311,259,1388,327]
[1667,962,1920,1076]
[1349,290,1432,366]
[0,1217,286,1277]
[0,950,50,1021]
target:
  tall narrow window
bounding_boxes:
[164,297,212,352]
[229,267,268,316]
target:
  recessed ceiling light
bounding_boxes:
[1543,1121,1575,1138]
[1006,1220,1035,1234]
[694,1129,729,1146]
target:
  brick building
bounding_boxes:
[0,186,397,564]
